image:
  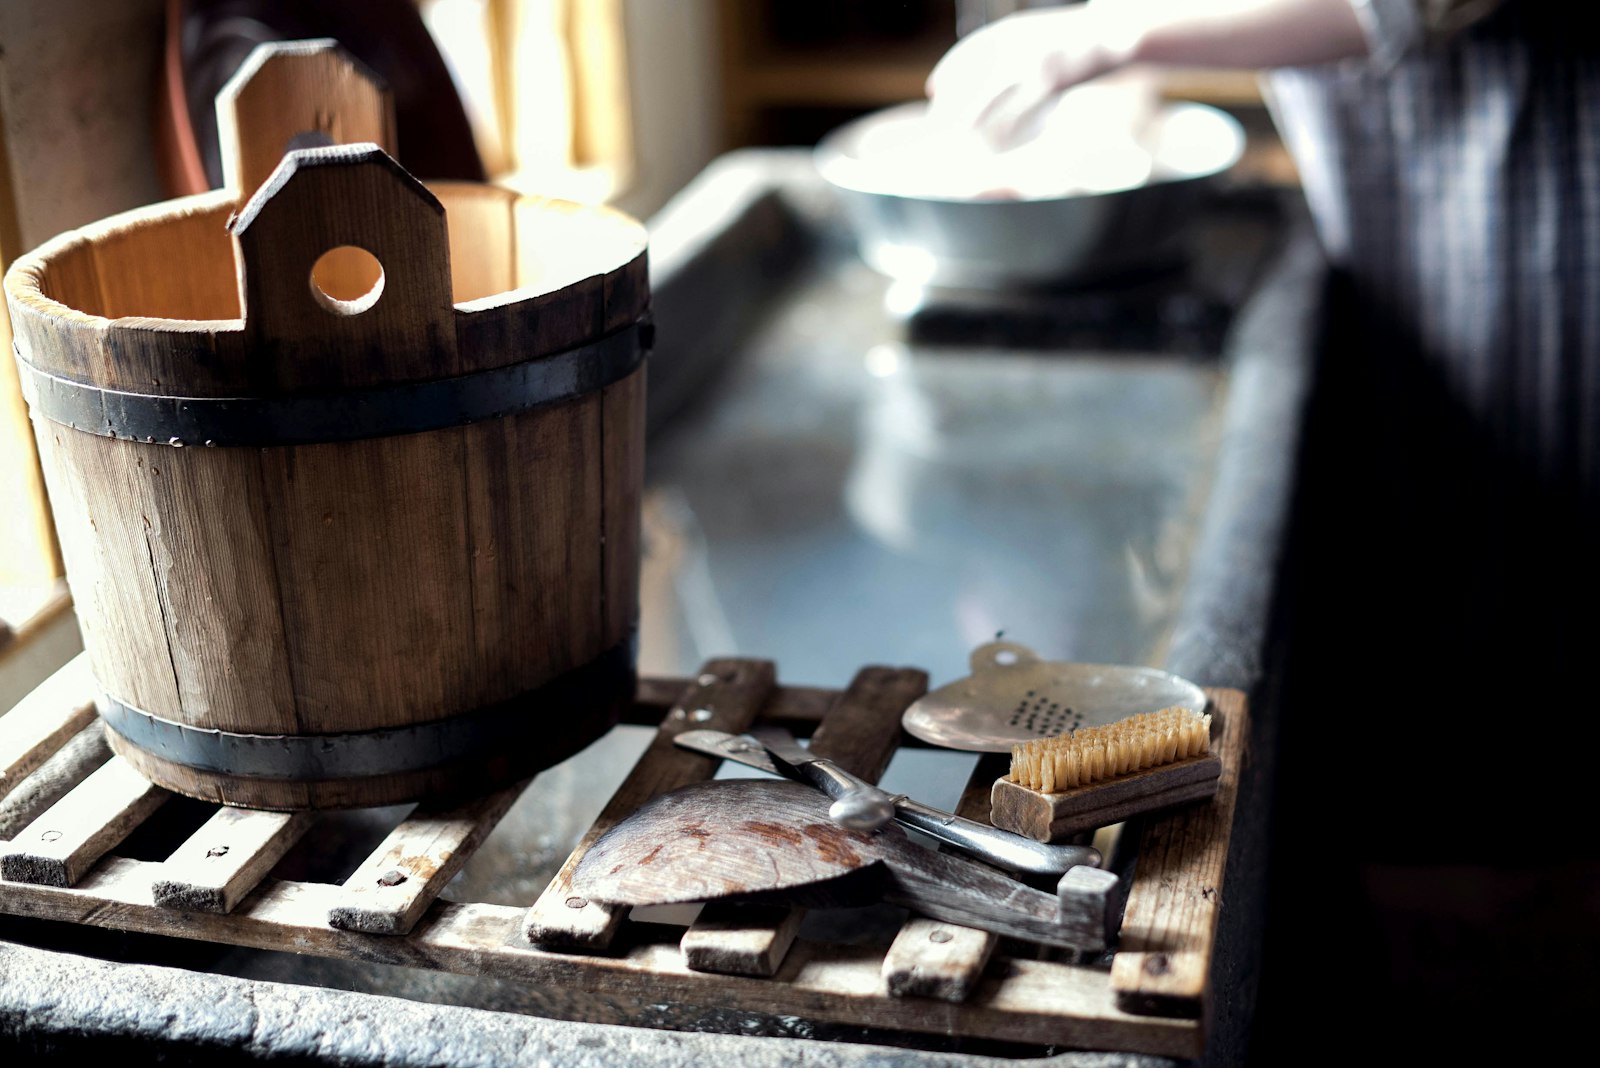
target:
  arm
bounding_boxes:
[927,0,1371,143]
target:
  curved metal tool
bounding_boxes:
[674,728,1100,876]
[745,726,898,831]
[572,779,1122,952]
[901,640,1209,753]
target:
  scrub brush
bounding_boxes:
[991,705,1221,843]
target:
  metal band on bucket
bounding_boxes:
[97,637,634,781]
[14,317,651,447]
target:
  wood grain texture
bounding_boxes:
[0,755,166,886]
[30,430,182,718]
[990,754,1223,844]
[522,659,776,950]
[434,182,515,303]
[130,444,296,732]
[153,807,314,913]
[257,429,475,734]
[881,751,1006,1002]
[681,666,927,976]
[215,40,396,199]
[1111,687,1246,1021]
[328,781,525,935]
[0,652,96,796]
[601,365,647,654]
[0,855,1198,1057]
[463,397,604,708]
[0,723,110,843]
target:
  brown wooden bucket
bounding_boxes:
[1,43,649,808]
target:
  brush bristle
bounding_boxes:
[1007,706,1211,793]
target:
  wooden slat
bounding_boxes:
[0,755,165,886]
[629,677,836,728]
[0,855,1198,1057]
[0,723,109,842]
[521,658,776,950]
[881,752,1008,1001]
[33,432,186,720]
[152,808,314,914]
[328,781,525,935]
[0,651,96,797]
[1111,687,1246,1019]
[600,364,646,656]
[681,665,927,977]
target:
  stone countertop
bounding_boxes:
[0,150,1327,1067]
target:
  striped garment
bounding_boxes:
[1269,0,1598,504]
[1267,0,1600,823]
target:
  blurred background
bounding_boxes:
[0,0,1291,690]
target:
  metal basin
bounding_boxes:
[814,100,1246,289]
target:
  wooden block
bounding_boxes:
[1058,865,1128,951]
[990,753,1223,844]
[328,782,525,935]
[681,665,927,977]
[152,808,314,914]
[678,904,804,977]
[881,751,1006,1001]
[0,652,96,797]
[521,658,776,950]
[883,918,997,1001]
[0,756,166,886]
[1111,688,1246,1020]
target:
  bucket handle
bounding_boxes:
[216,39,397,202]
[229,144,460,390]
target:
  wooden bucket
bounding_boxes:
[2,43,649,808]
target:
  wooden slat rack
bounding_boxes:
[0,652,1246,1059]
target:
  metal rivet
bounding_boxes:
[929,929,953,944]
[206,846,230,858]
[565,896,588,909]
[377,869,408,887]
[39,830,62,842]
[696,673,720,687]
[690,709,714,723]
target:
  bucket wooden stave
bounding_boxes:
[3,59,648,808]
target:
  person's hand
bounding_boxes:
[925,3,1137,149]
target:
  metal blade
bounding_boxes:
[673,729,781,776]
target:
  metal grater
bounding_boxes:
[901,641,1208,753]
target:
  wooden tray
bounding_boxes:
[0,653,1245,1058]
